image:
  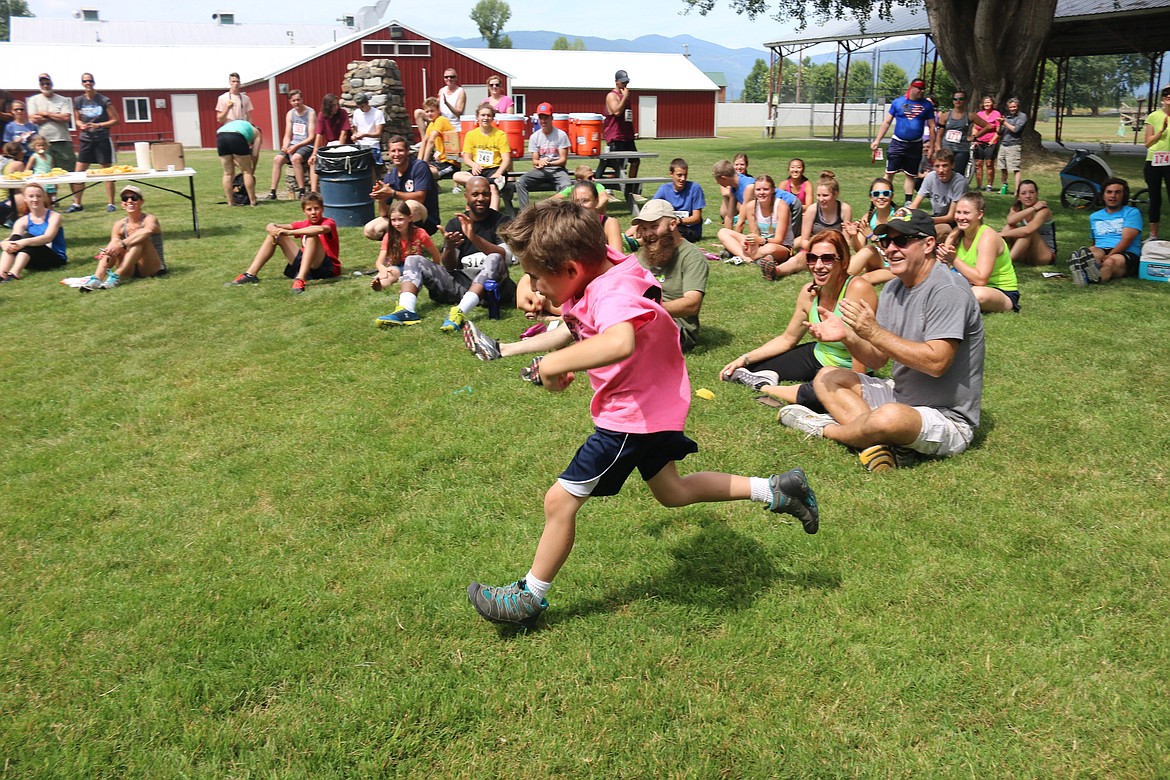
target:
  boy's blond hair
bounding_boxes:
[501,199,606,275]
[712,159,734,178]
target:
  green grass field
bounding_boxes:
[2,140,1169,778]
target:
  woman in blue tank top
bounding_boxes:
[0,181,65,280]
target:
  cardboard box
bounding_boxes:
[150,143,185,170]
[1138,257,1170,283]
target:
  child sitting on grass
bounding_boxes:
[226,191,340,294]
[467,199,820,629]
[371,201,439,291]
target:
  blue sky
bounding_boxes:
[28,0,801,51]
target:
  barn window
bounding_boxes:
[361,40,430,57]
[511,94,526,116]
[123,97,152,123]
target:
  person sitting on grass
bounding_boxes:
[712,158,754,235]
[937,192,1018,313]
[0,181,65,281]
[777,208,985,473]
[226,191,340,294]
[719,229,877,406]
[649,157,706,242]
[465,198,819,629]
[1000,180,1056,265]
[717,173,793,271]
[780,157,813,208]
[366,135,441,240]
[1067,177,1143,286]
[371,201,439,292]
[1,141,25,225]
[375,176,511,331]
[79,185,165,291]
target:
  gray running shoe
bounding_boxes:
[766,469,819,534]
[80,275,104,291]
[467,580,547,627]
[1068,247,1090,286]
[462,320,501,361]
[727,367,779,390]
[778,404,835,438]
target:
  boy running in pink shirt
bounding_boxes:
[468,199,819,629]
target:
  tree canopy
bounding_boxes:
[470,0,512,49]
[552,36,586,50]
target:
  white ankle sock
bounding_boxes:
[749,476,772,503]
[524,571,552,600]
[399,292,418,311]
[458,291,480,314]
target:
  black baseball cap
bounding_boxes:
[874,207,936,238]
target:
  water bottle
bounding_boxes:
[484,279,501,319]
[1000,183,1009,195]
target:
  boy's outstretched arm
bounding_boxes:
[537,321,636,392]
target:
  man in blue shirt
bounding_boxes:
[365,135,440,240]
[871,78,937,206]
[1070,177,1143,285]
[651,157,706,241]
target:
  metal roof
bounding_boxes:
[9,17,360,47]
[458,49,720,91]
[0,43,319,92]
[762,0,1170,57]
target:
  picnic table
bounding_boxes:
[498,151,668,216]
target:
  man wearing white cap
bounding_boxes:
[515,102,571,210]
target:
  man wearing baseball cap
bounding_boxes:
[598,69,638,179]
[515,102,572,209]
[778,207,985,471]
[630,199,708,350]
[871,77,937,206]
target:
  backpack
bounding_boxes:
[231,174,250,206]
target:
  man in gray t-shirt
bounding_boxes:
[778,208,985,468]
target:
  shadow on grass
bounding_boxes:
[687,325,736,352]
[494,520,841,636]
[970,409,996,451]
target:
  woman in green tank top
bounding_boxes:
[939,191,1019,313]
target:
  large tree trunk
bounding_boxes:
[924,0,1058,151]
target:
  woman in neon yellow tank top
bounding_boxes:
[720,230,878,405]
[939,191,1019,313]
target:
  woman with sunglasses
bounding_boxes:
[0,181,65,281]
[938,191,1018,312]
[79,185,165,290]
[938,91,977,177]
[2,101,38,154]
[484,75,513,113]
[1000,180,1055,265]
[842,177,898,284]
[720,229,877,403]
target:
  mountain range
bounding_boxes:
[447,31,929,101]
[445,31,769,100]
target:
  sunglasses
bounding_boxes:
[121,194,142,202]
[39,80,52,85]
[443,75,457,80]
[807,253,840,265]
[12,106,25,111]
[488,82,501,88]
[870,190,892,198]
[952,96,966,101]
[878,234,924,249]
[82,79,95,84]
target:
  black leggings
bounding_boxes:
[746,342,823,382]
[1144,161,1170,225]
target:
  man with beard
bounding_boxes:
[461,199,709,361]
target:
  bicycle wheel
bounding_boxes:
[1129,188,1149,211]
[1061,180,1098,210]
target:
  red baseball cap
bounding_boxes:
[536,102,554,115]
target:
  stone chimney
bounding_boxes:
[338,59,411,149]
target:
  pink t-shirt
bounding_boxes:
[976,110,1002,144]
[561,248,691,433]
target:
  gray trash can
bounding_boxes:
[316,146,375,227]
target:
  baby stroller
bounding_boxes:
[1059,149,1149,210]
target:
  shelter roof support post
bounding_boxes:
[1052,56,1070,146]
[1029,55,1047,141]
[835,43,852,142]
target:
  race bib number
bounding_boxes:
[403,180,415,193]
[1153,151,1170,167]
[475,149,494,166]
[461,251,487,269]
[623,109,633,123]
[945,129,963,144]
